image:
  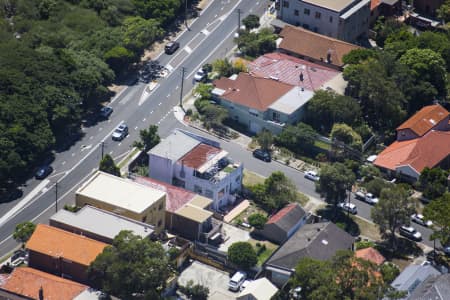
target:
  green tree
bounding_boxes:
[364,177,392,197]
[330,123,362,151]
[342,48,377,65]
[227,241,257,270]
[423,192,450,247]
[360,165,381,183]
[234,28,276,57]
[179,280,209,300]
[306,90,362,133]
[418,167,449,200]
[318,162,355,213]
[212,58,233,77]
[133,125,160,152]
[122,16,162,52]
[399,48,447,97]
[202,105,228,131]
[88,231,169,299]
[247,213,267,229]
[371,186,417,250]
[380,262,400,284]
[276,123,318,155]
[13,221,36,244]
[437,0,450,23]
[242,14,260,30]
[194,83,213,99]
[251,171,298,212]
[256,129,273,151]
[99,154,120,176]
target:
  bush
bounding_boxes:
[179,280,209,300]
[248,213,268,229]
[355,240,375,250]
[185,108,193,116]
[228,242,258,269]
[381,262,400,284]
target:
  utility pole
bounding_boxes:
[55,181,58,212]
[185,0,188,28]
[237,9,241,33]
[100,141,105,159]
[179,67,186,109]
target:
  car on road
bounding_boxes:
[111,123,128,141]
[304,170,320,181]
[338,202,357,214]
[252,149,271,162]
[355,191,379,205]
[194,69,207,82]
[99,106,113,119]
[399,225,422,241]
[411,213,432,227]
[228,271,247,292]
[165,41,180,54]
[35,165,53,179]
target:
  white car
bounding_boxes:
[364,193,379,205]
[194,69,206,82]
[304,170,320,181]
[338,202,357,214]
[399,225,422,241]
[228,271,247,292]
[411,213,432,227]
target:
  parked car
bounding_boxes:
[304,170,320,181]
[165,41,180,54]
[399,225,422,241]
[411,213,433,227]
[252,149,271,162]
[35,165,53,179]
[111,123,128,141]
[99,106,113,119]
[228,271,247,292]
[338,202,357,214]
[355,191,378,204]
[194,69,207,82]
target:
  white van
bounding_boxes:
[228,271,247,292]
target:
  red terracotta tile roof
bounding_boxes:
[1,267,87,299]
[396,104,449,137]
[371,0,381,10]
[179,144,221,170]
[247,52,339,90]
[355,247,386,265]
[279,25,361,67]
[133,176,196,213]
[213,72,294,111]
[26,224,108,267]
[267,203,298,224]
[374,130,450,174]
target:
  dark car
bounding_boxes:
[252,149,271,162]
[99,106,113,119]
[165,41,180,54]
[35,165,53,179]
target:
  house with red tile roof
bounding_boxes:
[0,267,89,300]
[26,224,108,284]
[278,25,361,70]
[374,104,450,181]
[247,52,341,91]
[256,203,308,244]
[148,129,243,211]
[355,247,386,265]
[133,176,217,241]
[212,72,314,134]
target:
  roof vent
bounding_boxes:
[321,239,328,245]
[317,228,321,232]
[429,118,436,125]
[270,76,280,81]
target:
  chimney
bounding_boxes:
[39,286,44,300]
[326,50,332,63]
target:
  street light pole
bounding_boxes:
[55,181,58,212]
[185,0,188,28]
[237,9,241,33]
[179,67,186,109]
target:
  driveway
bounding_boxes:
[178,261,237,300]
[219,223,250,252]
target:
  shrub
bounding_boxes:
[355,240,375,250]
[248,213,268,229]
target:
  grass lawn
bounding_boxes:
[118,147,140,168]
[296,192,310,207]
[248,239,278,266]
[351,216,381,241]
[243,169,265,188]
[232,201,267,225]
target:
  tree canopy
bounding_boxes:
[227,241,257,270]
[424,192,450,247]
[318,162,355,207]
[88,231,169,299]
[13,221,36,244]
[133,125,161,152]
[234,28,276,58]
[418,167,449,200]
[371,186,417,250]
[275,122,318,155]
[99,154,120,176]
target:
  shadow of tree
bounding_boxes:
[316,205,360,237]
[375,238,424,259]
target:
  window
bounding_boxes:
[294,9,299,16]
[218,188,225,198]
[157,220,162,227]
[205,189,213,198]
[315,12,321,19]
[329,16,333,23]
[194,185,203,194]
[159,203,163,210]
[142,216,147,222]
[272,111,280,122]
[282,0,289,8]
[304,8,310,15]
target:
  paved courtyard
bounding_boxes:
[219,222,250,252]
[178,261,237,300]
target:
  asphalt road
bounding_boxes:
[0,0,271,257]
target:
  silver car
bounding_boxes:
[112,123,128,141]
